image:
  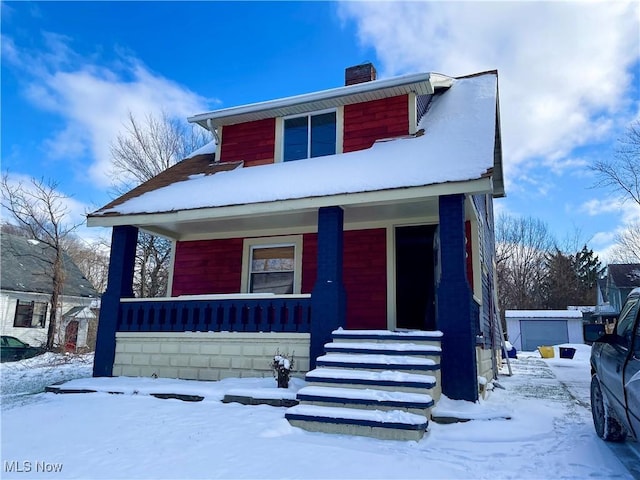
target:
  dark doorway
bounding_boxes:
[395,225,437,330]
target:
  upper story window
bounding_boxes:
[283,111,336,162]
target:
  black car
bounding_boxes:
[0,335,45,362]
[588,287,640,441]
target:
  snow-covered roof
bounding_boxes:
[505,310,584,319]
[89,72,500,225]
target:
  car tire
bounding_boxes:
[590,375,627,442]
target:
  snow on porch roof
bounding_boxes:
[89,72,500,224]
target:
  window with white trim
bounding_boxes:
[283,111,336,161]
[241,236,303,294]
[13,300,47,328]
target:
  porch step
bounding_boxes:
[332,329,442,347]
[285,404,428,441]
[287,329,443,441]
[316,353,439,372]
[296,386,433,415]
[324,341,441,359]
[305,368,437,393]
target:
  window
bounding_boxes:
[616,296,639,348]
[13,300,47,328]
[283,111,336,161]
[241,236,303,294]
[249,246,295,294]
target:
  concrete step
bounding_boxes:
[296,386,433,415]
[324,341,441,360]
[332,329,442,347]
[305,367,437,394]
[285,404,428,441]
[316,353,440,373]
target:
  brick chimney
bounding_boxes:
[345,63,377,86]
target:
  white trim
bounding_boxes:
[166,239,177,296]
[386,226,395,330]
[336,106,344,155]
[120,293,311,303]
[87,177,493,228]
[240,235,303,294]
[408,92,417,135]
[176,215,439,242]
[188,72,446,128]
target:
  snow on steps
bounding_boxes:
[305,367,437,393]
[331,329,443,346]
[296,385,434,415]
[285,405,428,441]
[316,353,439,372]
[287,329,442,441]
[324,341,441,358]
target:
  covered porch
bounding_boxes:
[91,185,485,401]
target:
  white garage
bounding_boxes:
[505,310,584,351]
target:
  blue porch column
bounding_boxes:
[310,206,347,369]
[93,226,138,377]
[436,194,478,401]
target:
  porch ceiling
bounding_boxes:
[137,196,441,241]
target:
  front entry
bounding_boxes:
[395,225,437,330]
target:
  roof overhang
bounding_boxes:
[188,73,454,129]
[87,177,492,240]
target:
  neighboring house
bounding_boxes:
[505,310,584,351]
[88,64,504,437]
[0,233,99,350]
[603,264,640,314]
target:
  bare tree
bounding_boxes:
[591,120,640,207]
[610,221,640,263]
[496,214,554,314]
[110,111,210,297]
[1,174,82,350]
[64,236,110,294]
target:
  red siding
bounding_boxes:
[171,229,387,329]
[219,118,276,164]
[302,229,387,330]
[172,238,243,296]
[343,95,409,153]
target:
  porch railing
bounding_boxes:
[117,294,312,334]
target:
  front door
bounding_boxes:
[395,225,437,330]
[65,320,79,353]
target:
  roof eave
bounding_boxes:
[188,72,454,129]
[86,177,492,230]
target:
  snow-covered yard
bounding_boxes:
[1,345,637,479]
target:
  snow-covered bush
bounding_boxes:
[272,351,294,388]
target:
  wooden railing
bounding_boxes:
[117,294,312,333]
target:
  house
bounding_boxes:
[88,64,504,439]
[505,309,585,351]
[0,233,100,350]
[603,264,640,314]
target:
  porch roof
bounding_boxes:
[88,72,501,238]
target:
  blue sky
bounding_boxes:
[2,1,639,261]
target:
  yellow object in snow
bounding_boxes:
[538,346,555,358]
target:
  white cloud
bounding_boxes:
[2,33,212,189]
[339,1,639,178]
[1,172,89,230]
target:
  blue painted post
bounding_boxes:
[93,226,138,377]
[436,194,479,401]
[311,206,346,369]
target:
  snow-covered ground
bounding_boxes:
[1,345,637,479]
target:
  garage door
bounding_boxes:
[520,320,569,351]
